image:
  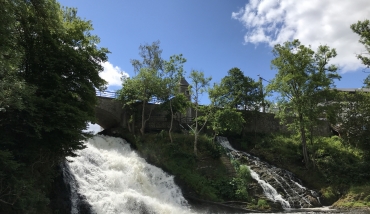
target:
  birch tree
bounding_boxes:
[188,70,211,155]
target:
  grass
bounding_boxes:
[230,132,370,206]
[333,185,370,209]
[123,131,239,202]
[121,128,370,209]
[119,130,280,211]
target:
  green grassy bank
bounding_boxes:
[229,132,370,209]
[116,129,370,211]
[120,131,277,212]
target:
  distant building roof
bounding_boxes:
[332,88,370,93]
[179,77,189,86]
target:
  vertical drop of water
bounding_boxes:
[67,135,192,214]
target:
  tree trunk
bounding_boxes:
[299,114,309,168]
[310,125,316,169]
[169,100,173,143]
[194,130,198,156]
[194,103,199,156]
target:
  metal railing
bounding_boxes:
[95,90,161,103]
[95,90,119,99]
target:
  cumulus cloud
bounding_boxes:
[100,61,129,87]
[232,0,370,72]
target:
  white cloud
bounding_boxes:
[232,0,370,72]
[100,61,129,87]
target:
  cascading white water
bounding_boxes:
[66,135,192,214]
[217,136,290,208]
[216,136,321,209]
[249,170,291,208]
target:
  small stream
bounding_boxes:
[217,136,321,209]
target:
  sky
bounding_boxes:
[59,0,370,133]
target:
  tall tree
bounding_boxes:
[0,1,109,211]
[208,81,245,138]
[161,54,187,143]
[268,39,340,168]
[0,0,32,113]
[351,20,370,86]
[213,68,261,110]
[119,41,165,135]
[130,40,163,74]
[188,70,212,155]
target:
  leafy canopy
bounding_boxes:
[0,0,109,211]
[210,68,261,110]
[268,39,340,167]
[351,19,370,86]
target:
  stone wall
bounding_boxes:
[243,112,287,133]
[95,98,332,136]
[242,111,331,136]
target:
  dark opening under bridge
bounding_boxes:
[95,91,123,130]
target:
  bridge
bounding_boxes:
[94,89,328,136]
[95,90,125,130]
[94,90,194,131]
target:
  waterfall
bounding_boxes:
[65,135,192,214]
[216,136,321,209]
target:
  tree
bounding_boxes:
[351,20,370,87]
[268,39,340,168]
[119,41,165,135]
[333,91,370,158]
[188,70,212,155]
[208,81,245,139]
[208,108,245,140]
[0,0,33,114]
[119,67,164,135]
[130,40,163,74]
[0,1,109,211]
[161,54,187,143]
[212,68,261,110]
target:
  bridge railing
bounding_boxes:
[95,90,119,99]
[95,90,163,103]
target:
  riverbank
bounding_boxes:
[99,127,370,212]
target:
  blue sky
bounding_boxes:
[59,0,370,106]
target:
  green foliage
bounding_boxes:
[188,70,212,155]
[333,185,370,208]
[351,20,370,71]
[130,40,163,74]
[0,0,108,211]
[330,91,370,159]
[209,67,262,110]
[161,93,190,114]
[312,136,368,184]
[118,42,165,135]
[268,39,341,167]
[128,132,244,202]
[231,164,251,200]
[238,131,370,198]
[208,108,245,137]
[198,135,223,159]
[161,54,187,143]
